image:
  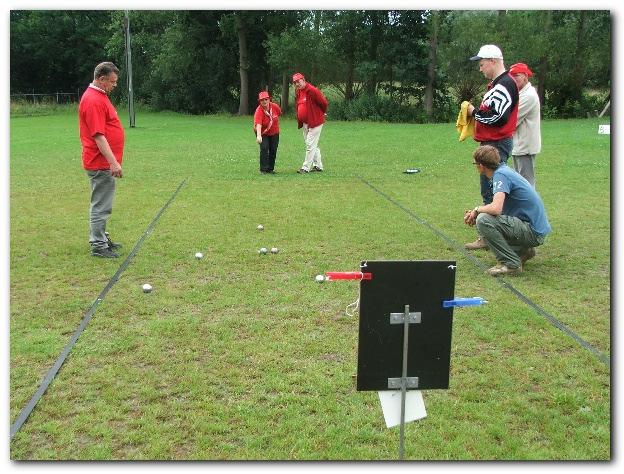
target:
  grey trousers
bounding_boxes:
[87,170,116,249]
[512,154,536,188]
[476,213,545,268]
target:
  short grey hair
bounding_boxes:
[94,62,119,80]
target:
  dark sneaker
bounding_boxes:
[312,166,323,172]
[297,168,309,174]
[105,232,122,250]
[92,247,119,258]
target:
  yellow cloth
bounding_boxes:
[456,100,475,141]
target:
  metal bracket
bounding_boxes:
[389,312,421,324]
[388,377,419,389]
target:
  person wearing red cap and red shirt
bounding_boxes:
[509,62,541,188]
[79,61,125,258]
[253,90,282,174]
[292,72,329,174]
[464,44,519,250]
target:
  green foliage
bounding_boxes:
[10,10,113,94]
[9,10,611,120]
[330,93,425,122]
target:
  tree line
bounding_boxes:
[10,10,611,122]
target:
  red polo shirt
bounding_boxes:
[253,102,281,136]
[79,85,125,170]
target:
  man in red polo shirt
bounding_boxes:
[292,72,328,174]
[79,62,125,258]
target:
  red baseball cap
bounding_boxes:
[258,91,270,101]
[292,72,305,83]
[509,63,533,77]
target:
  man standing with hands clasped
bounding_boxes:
[79,62,125,258]
[292,72,328,174]
[509,62,541,188]
[464,145,551,276]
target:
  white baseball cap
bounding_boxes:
[470,44,503,61]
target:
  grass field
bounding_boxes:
[9,108,610,460]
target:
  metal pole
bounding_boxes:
[399,304,410,460]
[124,10,136,127]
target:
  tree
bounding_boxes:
[10,10,112,94]
[235,12,250,115]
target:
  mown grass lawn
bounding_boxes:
[9,109,610,460]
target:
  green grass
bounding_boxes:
[9,109,610,460]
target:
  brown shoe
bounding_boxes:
[486,263,522,276]
[520,247,536,264]
[465,236,489,250]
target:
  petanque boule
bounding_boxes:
[142,283,153,293]
[259,247,268,254]
[195,252,204,260]
[315,274,325,283]
[270,247,279,254]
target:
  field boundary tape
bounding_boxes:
[10,178,188,440]
[357,176,610,368]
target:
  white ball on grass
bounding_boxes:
[142,283,153,293]
[315,274,325,283]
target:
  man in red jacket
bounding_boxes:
[292,72,328,174]
[464,44,519,250]
[78,62,125,258]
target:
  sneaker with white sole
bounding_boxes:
[465,236,489,250]
[297,168,309,174]
[486,263,521,276]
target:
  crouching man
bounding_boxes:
[464,145,551,276]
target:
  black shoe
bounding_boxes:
[268,170,276,174]
[92,247,119,258]
[297,168,309,174]
[312,166,323,172]
[105,232,122,250]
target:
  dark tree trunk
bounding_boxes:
[424,11,439,119]
[281,73,289,112]
[235,13,249,115]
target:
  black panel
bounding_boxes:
[356,260,456,391]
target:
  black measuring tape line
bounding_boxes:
[357,176,610,368]
[10,178,188,441]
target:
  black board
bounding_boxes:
[356,260,456,391]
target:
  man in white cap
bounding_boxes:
[509,62,541,188]
[464,44,519,250]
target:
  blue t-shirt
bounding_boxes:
[492,165,552,237]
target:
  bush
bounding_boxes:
[329,94,427,123]
[542,89,610,119]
